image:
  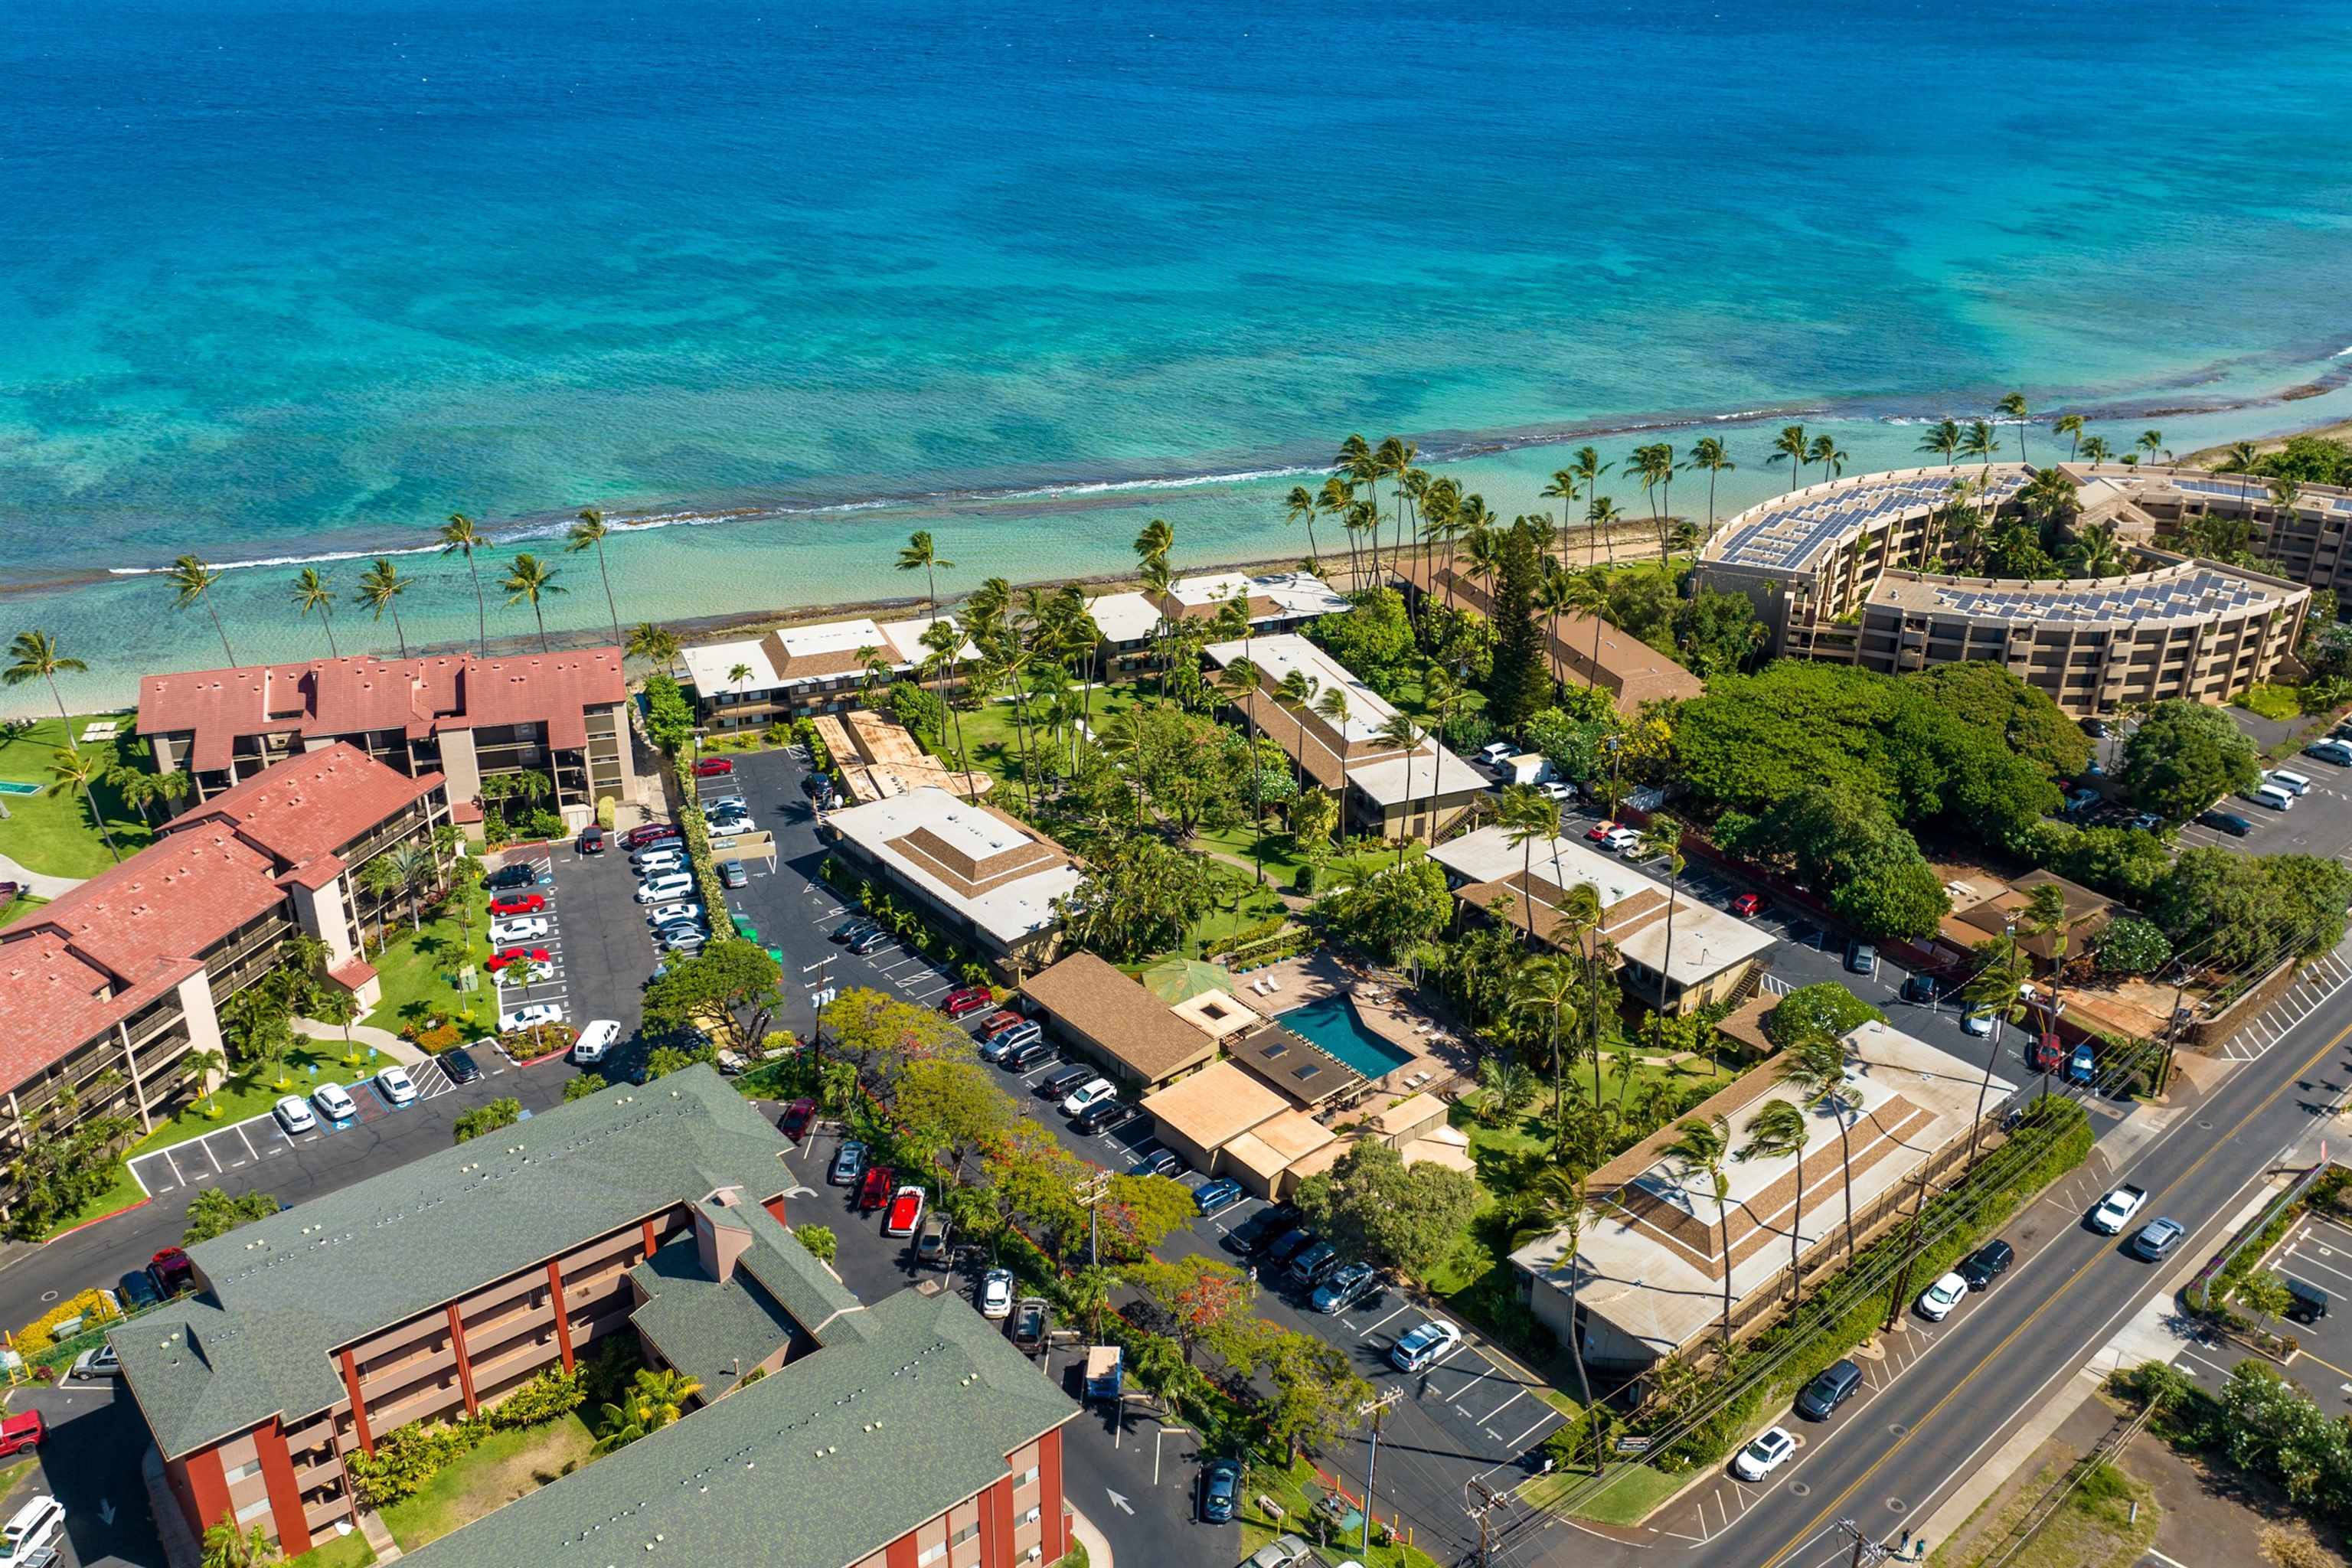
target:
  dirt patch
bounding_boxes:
[381,1414,597,1550]
[2124,1420,2350,1567]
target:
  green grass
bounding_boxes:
[2236,682,2305,722]
[362,885,494,1035]
[1191,820,1311,880]
[1186,883,1292,958]
[381,1414,596,1550]
[286,1530,377,1568]
[1525,1461,1686,1526]
[0,1456,36,1504]
[926,684,1152,794]
[0,893,45,930]
[0,710,156,878]
[1239,1456,1442,1568]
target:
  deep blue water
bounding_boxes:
[1279,995,1417,1080]
[5,0,2352,704]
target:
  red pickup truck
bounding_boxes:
[858,1165,897,1213]
[883,1184,926,1238]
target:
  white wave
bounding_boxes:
[1710,409,1774,422]
[984,464,1318,502]
[2337,344,2352,358]
[108,541,446,577]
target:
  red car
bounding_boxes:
[693,757,734,777]
[486,946,551,972]
[0,1410,43,1458]
[1584,820,1619,844]
[2027,1034,2066,1073]
[858,1165,897,1212]
[779,1097,818,1142]
[974,1010,1027,1039]
[149,1246,194,1295]
[941,985,995,1018]
[621,823,678,851]
[1729,892,1768,918]
[883,1184,926,1237]
[489,893,546,916]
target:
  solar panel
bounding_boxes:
[1712,469,2030,573]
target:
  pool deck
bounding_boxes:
[1240,952,1470,1100]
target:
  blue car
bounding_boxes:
[1194,1178,1246,1216]
[2068,1044,2096,1085]
[1198,1457,1241,1524]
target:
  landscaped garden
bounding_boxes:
[363,874,493,1036]
[0,710,158,877]
[380,1412,597,1549]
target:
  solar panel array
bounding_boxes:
[1928,565,2279,626]
[2161,475,2352,516]
[1711,468,2031,573]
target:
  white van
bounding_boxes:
[635,872,695,904]
[2269,768,2314,797]
[0,1496,65,1564]
[573,1018,622,1065]
[2252,782,2296,812]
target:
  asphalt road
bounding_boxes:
[8,1377,164,1567]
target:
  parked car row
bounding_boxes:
[270,1065,417,1136]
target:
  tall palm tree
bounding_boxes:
[1961,419,1998,489]
[1315,478,1357,586]
[439,513,490,654]
[2137,429,2168,466]
[166,555,237,664]
[47,746,122,862]
[1283,485,1323,570]
[1510,956,1581,1163]
[2053,413,2085,462]
[2223,439,2263,514]
[1381,436,1420,572]
[1737,1099,1812,1305]
[1682,437,1736,540]
[1569,448,1611,565]
[1806,436,1849,480]
[1960,923,2033,1171]
[1532,572,1577,686]
[1766,424,1809,492]
[2079,435,2113,468]
[1568,559,1613,684]
[567,508,623,647]
[1312,687,1351,802]
[1663,1114,1736,1347]
[1335,434,1383,574]
[1374,712,1425,863]
[1777,1033,1860,1263]
[1539,469,1582,570]
[2066,520,2125,577]
[1420,664,1465,840]
[2270,476,2305,521]
[499,554,564,652]
[1217,658,1270,884]
[896,531,954,613]
[626,621,681,669]
[1628,443,1675,560]
[1918,418,1962,467]
[354,558,415,657]
[1511,1167,1596,1465]
[3,631,86,728]
[1133,517,1174,570]
[1997,392,2031,463]
[290,567,339,657]
[1496,783,1558,951]
[1638,812,1687,1011]
[918,617,981,800]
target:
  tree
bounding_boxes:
[1314,856,1452,963]
[354,557,414,658]
[1062,1265,1119,1341]
[1253,1330,1373,1462]
[626,621,682,669]
[1777,1034,1860,1264]
[1663,1114,1735,1345]
[1673,589,1763,678]
[202,1515,283,1568]
[795,1223,837,1265]
[1309,586,1414,678]
[819,988,972,1086]
[1960,927,2032,1159]
[290,567,340,657]
[566,508,623,646]
[453,1097,522,1144]
[5,630,87,727]
[896,530,953,613]
[1128,1256,1253,1366]
[1737,1099,1811,1304]
[593,1367,701,1453]
[501,554,566,652]
[1715,785,1949,938]
[2122,699,2262,821]
[1054,835,1215,961]
[166,555,237,663]
[1638,812,1689,1008]
[1683,437,1736,540]
[1473,1055,1539,1125]
[1998,391,2031,463]
[563,1073,607,1102]
[1486,522,1553,729]
[893,1060,1014,1187]
[642,671,696,756]
[1510,956,1580,1160]
[6,1083,141,1240]
[1905,662,2090,779]
[184,1188,281,1245]
[1292,1139,1478,1285]
[46,746,122,863]
[1768,982,1883,1047]
[1918,418,1962,468]
[642,940,784,1050]
[1096,1174,1199,1261]
[1766,423,1809,490]
[440,513,491,653]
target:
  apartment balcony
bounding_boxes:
[466,1331,563,1394]
[368,1372,466,1433]
[357,1338,455,1395]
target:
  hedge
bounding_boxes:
[1203,917,1287,959]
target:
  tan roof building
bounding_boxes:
[1021,952,1220,1089]
[1139,1062,1291,1179]
[1393,557,1704,714]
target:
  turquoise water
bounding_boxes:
[1278,995,1416,1081]
[6,0,2352,708]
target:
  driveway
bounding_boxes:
[5,1378,162,1566]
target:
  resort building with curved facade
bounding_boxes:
[1694,463,2314,715]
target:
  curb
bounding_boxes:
[46,1196,151,1243]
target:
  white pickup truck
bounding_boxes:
[2089,1184,2148,1234]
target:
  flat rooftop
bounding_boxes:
[1867,554,2306,626]
[1705,465,2032,576]
[822,787,1083,946]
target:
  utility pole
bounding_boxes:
[1464,1479,1500,1568]
[1073,1170,1112,1268]
[801,956,835,1088]
[1881,1158,1936,1334]
[1834,1516,1899,1565]
[1358,1387,1405,1557]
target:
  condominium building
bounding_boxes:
[818,786,1085,975]
[1390,556,1704,714]
[1694,465,2310,713]
[0,745,447,1215]
[116,1067,1078,1566]
[137,649,635,828]
[2086,463,2352,594]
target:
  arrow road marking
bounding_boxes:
[1106,1488,1134,1516]
[99,1497,116,1526]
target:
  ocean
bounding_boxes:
[6,0,2352,710]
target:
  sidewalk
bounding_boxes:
[1066,1505,1113,1568]
[293,1016,428,1066]
[0,850,82,900]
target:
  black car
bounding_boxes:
[116,1269,163,1311]
[2198,809,2253,838]
[849,929,892,956]
[1795,1359,1863,1420]
[1003,1039,1057,1071]
[1900,972,1949,1004]
[2080,716,2110,739]
[577,826,606,854]
[440,1045,483,1084]
[831,918,874,943]
[1198,1458,1241,1524]
[1129,1146,1182,1178]
[1073,1100,1137,1136]
[1956,1239,2014,1291]
[485,863,542,891]
[1038,1064,1096,1099]
[1232,1203,1303,1255]
[1266,1227,1319,1269]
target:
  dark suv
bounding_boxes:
[1795,1359,1862,1420]
[1956,1239,2014,1291]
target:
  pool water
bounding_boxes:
[0,782,38,795]
[1277,995,1417,1080]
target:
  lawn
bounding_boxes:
[1239,1456,1442,1568]
[381,1413,597,1550]
[923,684,1152,795]
[1191,820,1311,880]
[286,1530,376,1568]
[0,710,156,878]
[363,883,495,1035]
[0,892,44,930]
[2235,683,2306,722]
[1520,1460,1686,1527]
[1933,1459,2158,1568]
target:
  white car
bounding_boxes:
[645,901,704,927]
[1389,1318,1461,1372]
[1060,1077,1116,1116]
[1731,1426,1797,1481]
[631,849,686,874]
[978,1268,1015,1319]
[490,916,552,944]
[1916,1272,1968,1321]
[573,1018,622,1064]
[636,874,695,904]
[707,812,756,835]
[1536,780,1574,802]
[374,1066,417,1107]
[1476,742,1516,769]
[1960,1008,1994,1037]
[2089,1184,2148,1235]
[312,1081,357,1122]
[1601,826,1644,854]
[273,1095,316,1135]
[501,1002,564,1031]
[0,1496,66,1562]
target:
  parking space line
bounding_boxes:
[237,1124,259,1161]
[2287,1254,2352,1288]
[1361,1304,1410,1337]
[1507,1409,1560,1447]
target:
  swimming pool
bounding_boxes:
[0,782,37,796]
[1276,994,1417,1080]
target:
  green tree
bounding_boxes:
[626,621,683,669]
[1291,1139,1478,1285]
[1485,524,1553,728]
[819,987,973,1086]
[593,1367,702,1453]
[642,940,784,1050]
[563,1073,607,1102]
[895,529,954,613]
[184,1188,282,1245]
[1510,956,1581,1160]
[354,557,414,657]
[5,1080,141,1240]
[2122,699,2262,820]
[1663,1114,1736,1345]
[1766,423,1809,490]
[642,671,697,756]
[1309,586,1415,678]
[1904,662,2090,778]
[500,554,565,652]
[439,512,491,653]
[5,630,87,729]
[1673,589,1764,678]
[452,1097,522,1144]
[290,567,340,657]
[566,508,623,646]
[1313,857,1453,963]
[46,745,123,863]
[201,1515,282,1568]
[893,1060,1014,1187]
[1253,1330,1373,1463]
[1054,835,1215,961]
[1776,1034,1861,1263]
[166,555,237,664]
[1767,982,1884,1047]
[1127,1255,1253,1367]
[2092,915,2172,976]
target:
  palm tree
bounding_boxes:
[499,554,564,652]
[593,1367,703,1454]
[1133,517,1174,570]
[1315,477,1358,586]
[2138,429,2168,466]
[1532,571,1577,685]
[2053,413,2085,461]
[1567,559,1613,684]
[896,530,954,613]
[1284,485,1323,570]
[1997,392,2031,463]
[1807,436,1848,480]
[626,621,681,669]
[567,508,623,647]
[1497,783,1559,951]
[1664,1114,1736,1346]
[439,513,490,654]
[1628,443,1675,560]
[354,558,415,657]
[1568,448,1611,566]
[1918,418,1962,467]
[201,1514,281,1568]
[1961,419,1998,488]
[2066,520,2125,577]
[2079,434,2113,468]
[47,746,122,862]
[918,618,981,800]
[1334,434,1383,573]
[354,853,405,949]
[1064,1264,1119,1337]
[3,631,86,728]
[1638,813,1688,1011]
[1420,665,1465,841]
[1682,437,1736,540]
[1511,1166,1597,1465]
[1540,883,1608,1119]
[1960,923,2033,1172]
[166,555,237,664]
[290,567,339,657]
[1778,1033,1860,1263]
[1539,469,1582,570]
[1312,688,1351,803]
[1767,424,1809,491]
[1374,712,1426,861]
[1737,1099,1812,1305]
[1381,436,1421,570]
[383,841,439,930]
[2270,476,2305,523]
[1511,956,1581,1164]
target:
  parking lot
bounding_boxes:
[2250,1207,2352,1405]
[126,1054,475,1197]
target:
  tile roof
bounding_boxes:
[113,1067,798,1458]
[165,743,440,870]
[1139,1060,1289,1152]
[395,1288,1077,1568]
[1022,953,1218,1085]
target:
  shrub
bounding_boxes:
[17,1289,121,1354]
[496,1021,577,1059]
[344,1419,485,1507]
[453,1098,523,1145]
[412,1021,464,1054]
[1203,917,1287,959]
[486,1366,584,1430]
[2094,915,2173,976]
